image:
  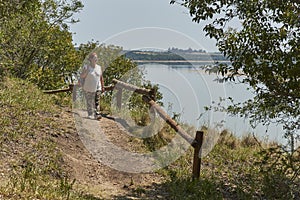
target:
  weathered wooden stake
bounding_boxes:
[116,88,123,109]
[149,88,157,101]
[112,79,151,95]
[192,131,204,179]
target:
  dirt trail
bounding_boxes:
[56,109,168,199]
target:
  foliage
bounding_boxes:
[159,130,299,199]
[0,0,83,89]
[171,0,300,147]
[103,54,138,86]
[257,145,300,199]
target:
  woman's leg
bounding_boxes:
[84,91,95,116]
[95,90,101,115]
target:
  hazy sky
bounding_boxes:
[69,0,219,52]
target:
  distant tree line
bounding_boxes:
[168,47,207,53]
[124,50,228,61]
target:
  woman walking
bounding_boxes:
[80,52,104,119]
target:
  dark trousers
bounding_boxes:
[95,90,101,114]
[84,90,101,116]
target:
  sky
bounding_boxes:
[69,0,219,52]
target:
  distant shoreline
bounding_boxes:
[124,50,230,65]
[133,60,230,65]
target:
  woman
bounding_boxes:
[80,52,105,119]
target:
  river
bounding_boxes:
[138,64,284,143]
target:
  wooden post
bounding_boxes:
[116,88,122,110]
[72,84,77,101]
[68,84,74,92]
[192,131,204,179]
[148,88,157,119]
[149,88,157,101]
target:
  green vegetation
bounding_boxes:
[0,0,83,89]
[159,130,300,199]
[172,0,300,150]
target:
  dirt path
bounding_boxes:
[56,109,168,199]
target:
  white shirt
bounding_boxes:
[82,64,102,92]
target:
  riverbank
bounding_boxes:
[124,50,229,66]
[0,77,299,199]
[133,60,230,65]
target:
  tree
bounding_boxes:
[171,0,300,147]
[0,0,83,89]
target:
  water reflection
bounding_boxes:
[139,64,284,143]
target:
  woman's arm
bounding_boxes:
[80,66,88,79]
[100,75,105,92]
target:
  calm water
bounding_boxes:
[139,64,284,143]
